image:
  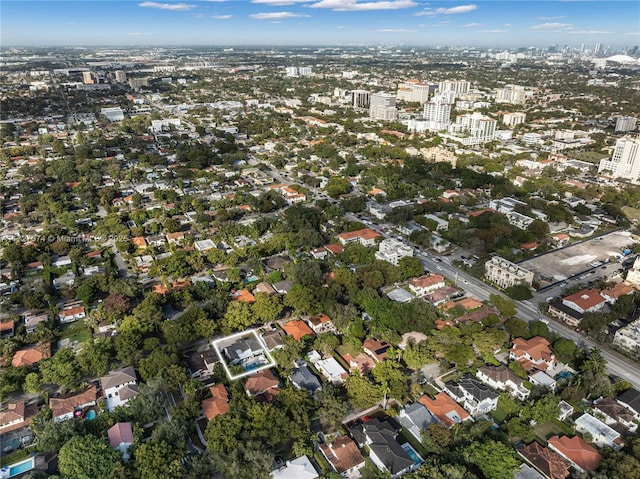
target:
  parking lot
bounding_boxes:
[519,230,635,284]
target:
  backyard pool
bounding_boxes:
[401,443,423,465]
[85,410,96,420]
[1,457,35,478]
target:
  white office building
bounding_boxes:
[351,89,371,108]
[485,256,534,289]
[375,238,414,266]
[298,66,313,77]
[616,116,637,132]
[438,80,470,96]
[369,92,397,121]
[502,112,526,128]
[397,80,431,104]
[446,113,497,145]
[422,95,452,131]
[285,67,298,77]
[495,85,527,105]
[598,137,640,181]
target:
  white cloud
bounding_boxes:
[530,22,572,30]
[374,28,416,32]
[252,0,311,4]
[138,2,195,10]
[504,23,510,27]
[538,16,564,20]
[416,4,476,16]
[250,11,310,19]
[212,14,233,19]
[462,22,481,28]
[310,0,417,11]
[480,29,507,33]
[568,30,610,34]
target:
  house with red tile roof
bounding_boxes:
[131,236,147,250]
[0,400,27,433]
[319,435,365,477]
[283,320,314,341]
[0,319,15,338]
[244,369,280,402]
[12,343,51,367]
[336,228,381,247]
[547,435,602,473]
[49,385,98,421]
[202,384,229,420]
[342,353,376,374]
[601,283,634,304]
[325,243,344,255]
[108,422,134,459]
[166,231,185,244]
[419,392,471,429]
[509,336,557,372]
[408,274,446,297]
[363,338,391,362]
[517,442,570,479]
[231,289,255,304]
[562,289,606,314]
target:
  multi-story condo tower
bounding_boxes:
[598,137,640,181]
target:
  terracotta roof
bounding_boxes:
[131,236,147,248]
[283,320,314,341]
[325,243,344,255]
[363,338,391,361]
[0,400,25,428]
[409,273,445,289]
[152,284,169,295]
[308,313,332,328]
[456,306,500,324]
[521,242,539,251]
[202,384,229,420]
[511,336,554,364]
[336,228,380,242]
[342,353,375,374]
[519,442,570,479]
[563,289,605,311]
[467,207,497,217]
[49,386,98,418]
[245,369,279,396]
[601,283,634,301]
[231,289,256,304]
[12,342,51,367]
[419,392,470,428]
[441,297,483,312]
[108,422,134,448]
[319,435,364,474]
[0,320,15,332]
[548,435,602,472]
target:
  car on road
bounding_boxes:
[436,266,443,271]
[462,279,468,284]
[539,318,549,325]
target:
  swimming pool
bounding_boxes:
[5,457,35,478]
[85,410,96,420]
[401,443,422,465]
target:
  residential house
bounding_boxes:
[244,369,280,402]
[272,280,293,295]
[342,352,376,374]
[374,238,413,266]
[350,418,417,477]
[283,320,314,341]
[230,289,255,303]
[310,247,327,260]
[336,228,381,247]
[290,366,322,394]
[601,283,634,304]
[223,338,266,369]
[444,375,499,416]
[108,422,134,460]
[319,435,365,477]
[419,392,471,428]
[165,231,185,244]
[547,436,602,473]
[0,319,15,338]
[306,314,336,334]
[548,301,584,327]
[397,402,437,443]
[49,385,98,421]
[12,343,51,367]
[23,312,48,334]
[423,214,449,231]
[574,413,623,450]
[363,338,391,362]
[476,364,530,401]
[616,388,640,421]
[254,282,277,295]
[509,336,557,372]
[485,256,534,289]
[58,301,86,324]
[131,236,147,251]
[271,455,319,479]
[261,330,285,351]
[185,348,218,379]
[593,397,638,433]
[408,274,446,297]
[101,366,139,412]
[52,255,72,268]
[529,371,557,391]
[561,289,606,314]
[517,442,570,479]
[202,384,229,420]
[313,356,348,384]
[0,400,29,433]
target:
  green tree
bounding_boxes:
[23,372,42,394]
[489,294,516,318]
[222,301,254,334]
[465,440,520,479]
[504,317,528,338]
[252,293,283,323]
[325,177,352,198]
[139,347,180,382]
[134,440,185,479]
[58,434,121,479]
[398,256,424,279]
[421,423,451,454]
[316,386,348,431]
[39,348,82,391]
[345,373,383,409]
[371,361,409,400]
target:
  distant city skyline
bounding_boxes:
[2,1,639,49]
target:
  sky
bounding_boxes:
[2,1,639,49]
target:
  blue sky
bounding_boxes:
[2,1,639,48]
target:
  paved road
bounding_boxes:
[343,212,640,389]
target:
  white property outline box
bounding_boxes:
[211,329,277,381]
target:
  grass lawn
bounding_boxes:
[336,343,360,357]
[490,404,509,424]
[623,206,640,221]
[571,151,608,163]
[534,420,564,443]
[58,321,91,343]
